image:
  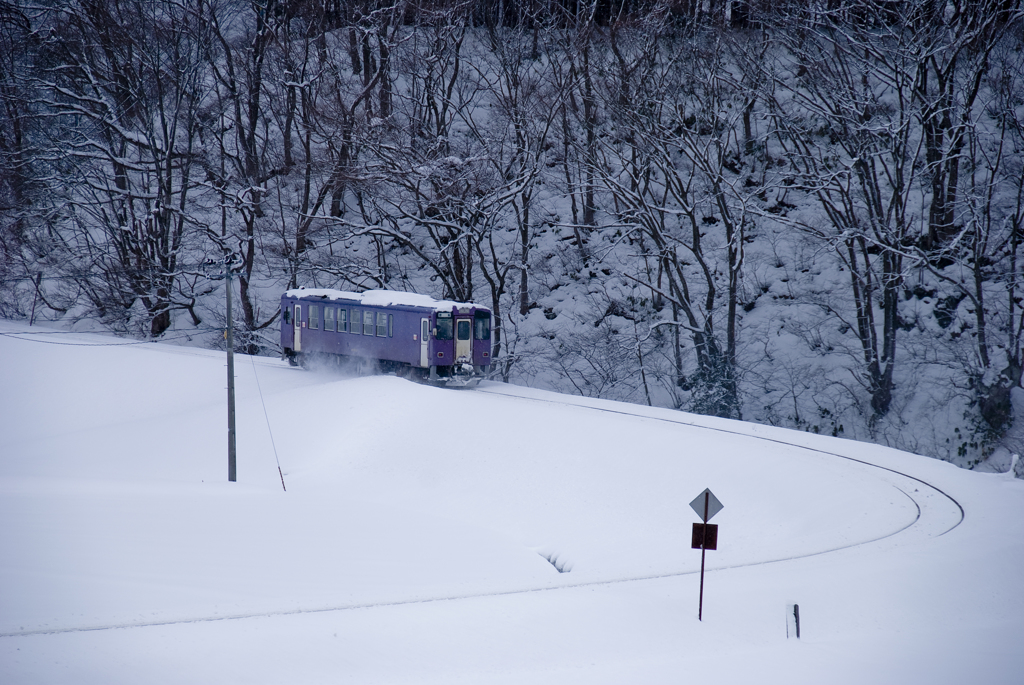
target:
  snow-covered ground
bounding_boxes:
[1,320,1021,684]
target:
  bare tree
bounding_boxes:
[908,0,1021,248]
[763,2,925,418]
[592,9,749,418]
[200,0,287,348]
[36,0,212,336]
[912,30,1024,437]
[471,18,561,346]
[0,2,43,317]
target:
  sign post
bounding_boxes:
[689,488,723,621]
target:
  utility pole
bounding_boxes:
[225,266,236,482]
[206,251,243,483]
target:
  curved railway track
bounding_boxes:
[476,384,966,541]
[1,381,965,639]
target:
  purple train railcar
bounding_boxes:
[280,289,492,385]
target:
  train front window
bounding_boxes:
[435,313,453,340]
[474,312,490,340]
[457,320,471,340]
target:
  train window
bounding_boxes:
[283,307,291,324]
[376,312,387,337]
[309,305,319,330]
[388,314,394,337]
[457,319,471,340]
[363,310,375,335]
[350,310,361,334]
[436,313,453,340]
[325,307,335,332]
[338,308,348,332]
[474,312,490,340]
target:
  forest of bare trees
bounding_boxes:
[2,0,1023,471]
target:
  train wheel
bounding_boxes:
[396,365,419,381]
[350,356,376,376]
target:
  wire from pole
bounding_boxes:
[249,352,287,492]
[0,330,212,346]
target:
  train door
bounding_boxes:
[420,318,429,367]
[455,318,472,362]
[294,304,302,352]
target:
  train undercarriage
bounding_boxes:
[284,349,488,387]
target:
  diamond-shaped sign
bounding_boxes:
[690,488,724,522]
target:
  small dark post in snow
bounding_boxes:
[689,488,723,621]
[29,273,42,326]
[787,603,801,638]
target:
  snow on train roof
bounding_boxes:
[284,288,488,312]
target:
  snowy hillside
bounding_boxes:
[5,2,1024,473]
[1,321,1022,684]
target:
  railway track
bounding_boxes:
[476,384,966,543]
[1,381,964,639]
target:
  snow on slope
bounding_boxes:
[0,321,1022,684]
